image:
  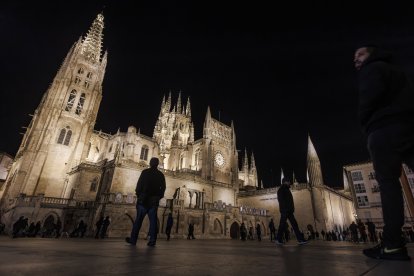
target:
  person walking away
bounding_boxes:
[100,216,111,239]
[354,45,414,260]
[269,219,276,242]
[165,213,173,241]
[275,178,308,245]
[95,216,104,239]
[126,157,166,247]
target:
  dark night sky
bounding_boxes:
[1,1,414,188]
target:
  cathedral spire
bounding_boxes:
[165,91,172,112]
[280,167,285,184]
[81,13,104,63]
[250,152,256,169]
[177,91,182,113]
[307,134,324,186]
[243,148,249,170]
[293,171,297,184]
[159,95,166,117]
[231,120,237,152]
[185,97,192,117]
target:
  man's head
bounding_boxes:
[354,46,376,70]
[281,178,290,186]
[149,157,159,168]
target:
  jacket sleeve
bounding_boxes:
[159,173,166,198]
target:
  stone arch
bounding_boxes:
[229,221,240,239]
[261,221,267,236]
[213,218,223,235]
[108,213,134,238]
[41,211,59,226]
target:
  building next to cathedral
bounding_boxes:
[0,13,355,239]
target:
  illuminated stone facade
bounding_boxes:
[0,13,354,239]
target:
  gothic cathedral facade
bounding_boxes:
[0,13,355,239]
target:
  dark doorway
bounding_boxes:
[230,222,240,239]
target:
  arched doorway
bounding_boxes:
[230,222,240,239]
[43,215,55,237]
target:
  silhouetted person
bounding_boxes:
[269,219,276,241]
[100,216,110,239]
[366,219,377,242]
[240,223,247,241]
[165,213,173,241]
[187,223,195,239]
[12,216,25,238]
[354,45,413,261]
[95,216,104,239]
[55,218,62,238]
[256,224,262,241]
[349,221,358,243]
[275,178,307,245]
[248,227,254,240]
[126,157,166,247]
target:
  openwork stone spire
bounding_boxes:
[81,13,104,63]
[307,135,324,186]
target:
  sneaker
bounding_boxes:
[125,237,136,246]
[363,243,411,261]
[298,240,309,245]
[147,241,156,247]
[275,240,284,245]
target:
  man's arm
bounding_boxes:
[358,62,390,128]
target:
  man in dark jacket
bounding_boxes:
[126,157,166,246]
[354,45,414,261]
[275,178,307,245]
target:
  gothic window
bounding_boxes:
[75,93,86,115]
[87,142,92,157]
[57,128,66,144]
[90,177,98,192]
[179,155,184,170]
[408,178,414,189]
[84,81,90,89]
[194,149,200,169]
[86,72,93,79]
[65,90,77,111]
[64,130,72,146]
[78,67,84,74]
[109,143,113,153]
[58,126,72,146]
[74,76,81,85]
[140,145,149,161]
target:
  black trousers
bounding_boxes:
[276,212,303,242]
[367,122,414,247]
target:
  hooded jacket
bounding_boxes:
[277,184,294,213]
[357,48,414,134]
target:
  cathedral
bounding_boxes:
[0,13,355,239]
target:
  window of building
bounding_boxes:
[78,67,84,74]
[194,149,200,168]
[57,126,72,146]
[84,81,90,89]
[140,145,149,161]
[65,90,77,111]
[75,76,81,85]
[351,171,363,181]
[179,155,184,170]
[75,93,86,115]
[354,183,366,193]
[109,143,113,153]
[64,129,72,146]
[368,172,376,180]
[90,177,98,192]
[357,196,369,207]
[86,72,93,79]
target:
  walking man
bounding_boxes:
[275,178,308,245]
[126,157,166,246]
[354,45,414,260]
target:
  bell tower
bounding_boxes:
[5,13,107,200]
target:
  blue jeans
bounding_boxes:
[129,204,158,245]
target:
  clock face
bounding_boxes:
[214,152,225,167]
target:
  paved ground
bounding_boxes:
[0,236,413,275]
